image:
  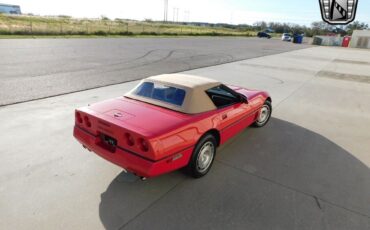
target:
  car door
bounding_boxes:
[218,102,254,143]
[206,85,255,144]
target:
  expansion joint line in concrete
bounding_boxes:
[273,56,338,111]
[215,160,370,219]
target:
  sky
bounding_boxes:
[3,0,370,26]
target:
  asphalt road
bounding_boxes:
[0,37,309,106]
[1,45,369,229]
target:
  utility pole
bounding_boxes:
[176,8,179,23]
[172,7,179,23]
[184,10,190,22]
[166,0,168,21]
[173,7,176,22]
[173,7,179,23]
[164,0,168,22]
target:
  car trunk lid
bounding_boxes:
[81,97,190,137]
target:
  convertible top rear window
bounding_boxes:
[134,82,186,106]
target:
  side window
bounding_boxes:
[206,85,239,108]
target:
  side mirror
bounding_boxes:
[239,94,248,104]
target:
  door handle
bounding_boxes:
[222,114,228,120]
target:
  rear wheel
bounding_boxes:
[253,100,272,127]
[186,134,217,178]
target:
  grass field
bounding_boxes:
[0,14,258,37]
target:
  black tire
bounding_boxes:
[185,134,217,178]
[253,100,272,127]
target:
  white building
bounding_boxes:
[0,3,21,14]
[350,30,370,49]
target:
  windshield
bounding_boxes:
[134,82,186,106]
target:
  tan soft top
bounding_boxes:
[125,74,220,114]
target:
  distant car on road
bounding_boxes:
[257,32,271,39]
[74,74,272,179]
[281,33,292,41]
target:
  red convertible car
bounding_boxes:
[74,74,271,179]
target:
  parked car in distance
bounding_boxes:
[74,74,272,179]
[281,33,292,41]
[257,31,272,39]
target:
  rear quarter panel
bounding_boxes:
[152,110,220,160]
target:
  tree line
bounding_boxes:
[176,20,369,37]
[250,21,368,37]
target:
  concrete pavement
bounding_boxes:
[0,46,369,229]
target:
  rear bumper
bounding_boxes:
[73,126,193,178]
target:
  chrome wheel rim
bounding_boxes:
[256,105,270,125]
[196,141,215,173]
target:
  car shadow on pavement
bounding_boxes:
[99,118,370,230]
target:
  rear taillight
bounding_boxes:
[138,138,149,152]
[76,112,83,124]
[84,116,92,128]
[124,133,135,146]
